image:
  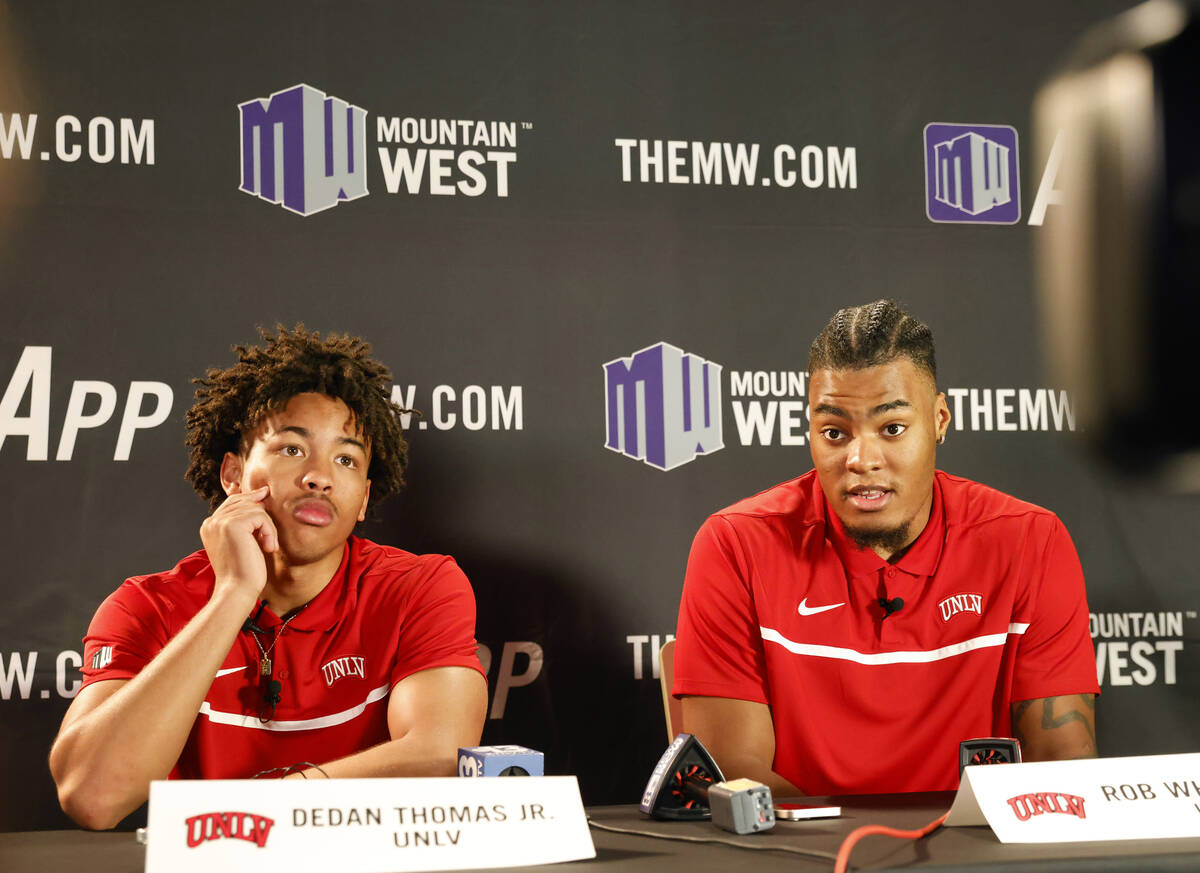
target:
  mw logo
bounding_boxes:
[238,83,368,216]
[603,341,723,471]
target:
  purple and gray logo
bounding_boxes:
[604,342,723,471]
[924,123,1020,224]
[238,84,368,216]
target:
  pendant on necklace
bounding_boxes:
[260,658,272,677]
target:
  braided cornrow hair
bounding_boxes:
[808,299,937,385]
[184,325,409,511]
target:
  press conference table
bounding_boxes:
[4,794,1200,873]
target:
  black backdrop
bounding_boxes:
[2,0,1196,831]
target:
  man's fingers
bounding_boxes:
[255,514,279,554]
[224,484,268,504]
[203,486,278,554]
[222,494,278,554]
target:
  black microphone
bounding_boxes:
[879,596,905,619]
[257,677,283,725]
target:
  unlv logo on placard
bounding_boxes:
[185,811,276,848]
[1006,792,1087,822]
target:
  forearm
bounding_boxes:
[50,586,257,828]
[681,696,803,798]
[290,667,487,781]
[287,734,462,780]
[1013,694,1097,761]
[708,752,803,798]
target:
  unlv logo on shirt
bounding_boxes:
[938,593,983,622]
[185,811,275,848]
[321,655,366,686]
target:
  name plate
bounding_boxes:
[145,776,595,872]
[945,752,1200,843]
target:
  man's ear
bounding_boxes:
[357,480,371,523]
[934,392,951,441]
[220,452,245,496]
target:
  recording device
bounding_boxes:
[457,745,545,777]
[1034,0,1200,485]
[640,733,725,820]
[959,737,1022,776]
[641,735,777,833]
[879,596,905,618]
[708,778,775,834]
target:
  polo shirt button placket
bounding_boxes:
[881,568,899,640]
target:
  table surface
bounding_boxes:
[4,795,1200,873]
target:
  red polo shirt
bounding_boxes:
[673,470,1099,795]
[81,536,482,778]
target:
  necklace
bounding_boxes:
[246,605,306,677]
[245,603,307,724]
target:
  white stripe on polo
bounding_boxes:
[759,623,1030,666]
[197,683,390,732]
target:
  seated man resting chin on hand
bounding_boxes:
[50,326,487,829]
[673,300,1098,797]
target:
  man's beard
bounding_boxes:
[844,521,911,555]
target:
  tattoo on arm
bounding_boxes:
[1041,695,1094,735]
[1015,694,1097,756]
[1012,699,1035,723]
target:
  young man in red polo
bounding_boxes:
[50,327,486,829]
[673,300,1098,795]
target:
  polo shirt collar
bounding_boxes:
[822,473,946,578]
[243,539,356,632]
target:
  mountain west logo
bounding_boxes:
[1007,792,1087,822]
[604,342,723,471]
[238,83,368,216]
[321,655,366,686]
[938,593,983,622]
[924,122,1020,224]
[185,811,276,848]
[90,645,113,670]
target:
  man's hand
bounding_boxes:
[681,696,802,796]
[1012,694,1097,761]
[199,484,276,601]
[50,498,269,830]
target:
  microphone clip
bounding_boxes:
[878,596,905,619]
[242,600,268,635]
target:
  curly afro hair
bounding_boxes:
[185,325,408,510]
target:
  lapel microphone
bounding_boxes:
[240,601,286,722]
[879,596,905,619]
[242,600,268,634]
[259,677,283,724]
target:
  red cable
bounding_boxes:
[833,810,949,873]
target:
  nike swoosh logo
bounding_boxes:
[215,666,247,678]
[797,598,845,617]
